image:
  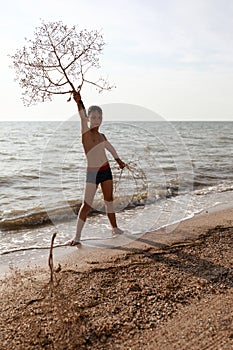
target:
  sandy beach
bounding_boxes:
[1,208,233,349]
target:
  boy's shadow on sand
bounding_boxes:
[90,226,233,289]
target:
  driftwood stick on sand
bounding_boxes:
[48,232,57,293]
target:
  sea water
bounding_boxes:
[0,120,233,266]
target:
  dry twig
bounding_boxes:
[48,232,57,294]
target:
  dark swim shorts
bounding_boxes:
[86,163,113,185]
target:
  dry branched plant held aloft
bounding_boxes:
[10,20,114,106]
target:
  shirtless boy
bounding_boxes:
[69,91,125,246]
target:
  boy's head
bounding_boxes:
[88,105,103,128]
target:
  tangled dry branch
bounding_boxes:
[10,20,114,106]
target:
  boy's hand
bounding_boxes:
[73,91,81,104]
[116,159,126,169]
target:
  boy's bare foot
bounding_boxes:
[66,240,81,247]
[112,227,124,236]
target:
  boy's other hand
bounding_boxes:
[118,159,126,169]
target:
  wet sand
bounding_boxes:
[1,208,233,349]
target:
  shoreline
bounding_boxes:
[57,205,233,270]
[0,206,232,349]
[1,204,233,278]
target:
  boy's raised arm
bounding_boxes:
[73,91,89,134]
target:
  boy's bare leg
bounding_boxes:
[70,182,97,245]
[101,180,116,226]
[101,180,123,235]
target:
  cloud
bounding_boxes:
[1,0,233,120]
[102,0,233,71]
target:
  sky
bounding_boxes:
[1,0,233,121]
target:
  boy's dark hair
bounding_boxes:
[88,105,102,116]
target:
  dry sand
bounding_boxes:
[0,208,233,349]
